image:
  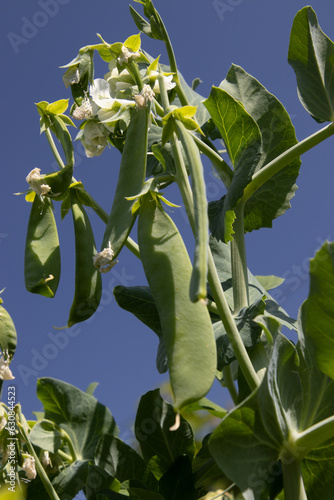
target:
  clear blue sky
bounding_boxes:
[1,0,334,441]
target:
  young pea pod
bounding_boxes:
[24,196,61,298]
[174,120,209,302]
[137,193,216,410]
[67,189,102,326]
[101,105,149,260]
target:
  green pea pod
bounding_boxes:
[24,197,61,298]
[138,193,216,410]
[0,303,17,357]
[68,190,102,327]
[101,105,149,259]
[175,120,209,302]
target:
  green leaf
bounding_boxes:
[0,303,17,357]
[95,434,158,491]
[299,242,334,381]
[209,236,297,331]
[36,378,118,460]
[86,464,121,500]
[214,296,266,370]
[204,86,262,241]
[29,420,62,454]
[129,5,153,37]
[134,390,195,479]
[302,444,334,500]
[255,275,285,291]
[288,6,334,123]
[52,460,89,499]
[113,285,161,337]
[46,99,69,115]
[124,33,141,52]
[208,65,301,238]
[159,456,195,500]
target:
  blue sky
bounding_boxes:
[2,0,334,441]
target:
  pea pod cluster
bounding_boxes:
[67,189,102,326]
[137,193,216,410]
[101,105,149,260]
[24,196,61,298]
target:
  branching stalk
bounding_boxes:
[295,415,334,458]
[242,122,334,204]
[45,128,66,170]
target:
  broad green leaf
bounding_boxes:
[288,6,334,122]
[192,434,230,491]
[29,420,62,454]
[302,444,334,500]
[159,456,195,500]
[86,464,121,500]
[300,242,334,380]
[255,275,285,291]
[113,285,161,337]
[95,435,158,491]
[36,378,118,460]
[208,65,300,238]
[134,390,195,479]
[52,460,89,499]
[0,304,17,357]
[204,86,262,241]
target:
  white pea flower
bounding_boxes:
[117,45,140,66]
[76,121,109,158]
[26,168,51,197]
[0,407,7,431]
[72,97,95,121]
[41,450,50,467]
[134,85,155,108]
[0,352,14,381]
[90,79,135,131]
[93,242,118,273]
[22,455,37,480]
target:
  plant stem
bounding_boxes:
[231,201,249,313]
[222,365,238,404]
[16,405,61,500]
[282,457,307,500]
[295,415,334,458]
[207,250,259,392]
[45,128,65,170]
[129,60,144,92]
[241,121,334,205]
[152,8,189,106]
[192,134,233,188]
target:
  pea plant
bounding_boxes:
[1,2,334,499]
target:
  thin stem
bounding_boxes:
[192,134,233,188]
[231,201,249,313]
[242,121,334,205]
[207,250,260,392]
[45,128,65,170]
[222,365,238,404]
[282,457,307,500]
[16,406,61,500]
[152,8,188,106]
[129,60,144,92]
